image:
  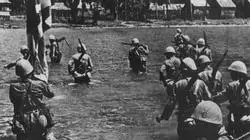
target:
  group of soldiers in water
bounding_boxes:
[153,29,249,140]
[127,28,250,140]
[4,35,93,139]
[3,28,250,140]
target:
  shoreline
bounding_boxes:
[2,23,250,30]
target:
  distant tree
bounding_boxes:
[101,0,149,21]
[63,0,80,23]
[9,0,26,14]
[100,0,118,20]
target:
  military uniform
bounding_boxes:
[216,80,250,136]
[177,44,196,60]
[46,41,62,63]
[68,53,93,83]
[195,38,212,62]
[9,78,54,124]
[9,59,54,138]
[176,35,196,60]
[175,78,212,138]
[199,69,223,93]
[196,47,212,61]
[4,45,30,69]
[160,56,181,82]
[128,40,149,73]
[214,61,250,137]
[157,57,212,139]
[174,30,184,46]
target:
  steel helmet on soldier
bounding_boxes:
[177,28,182,33]
[15,59,34,77]
[182,57,197,71]
[228,61,247,75]
[197,38,205,46]
[49,34,56,41]
[20,45,29,53]
[165,46,176,54]
[198,55,211,64]
[77,43,87,52]
[131,38,139,44]
[183,35,190,42]
[192,101,223,125]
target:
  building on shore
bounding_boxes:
[209,0,236,19]
[149,3,184,19]
[183,0,210,20]
[51,2,71,22]
[232,0,250,18]
[0,0,11,20]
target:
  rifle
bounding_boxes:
[235,131,250,140]
[78,39,85,53]
[210,48,228,87]
[64,39,72,49]
[75,39,91,76]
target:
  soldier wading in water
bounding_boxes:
[9,59,55,140]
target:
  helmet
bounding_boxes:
[182,57,197,71]
[197,38,205,46]
[165,46,176,54]
[77,43,87,52]
[228,61,247,74]
[49,34,56,41]
[183,35,190,42]
[15,59,34,77]
[20,45,29,54]
[192,101,223,125]
[131,38,139,44]
[20,45,28,51]
[198,55,211,64]
[177,28,182,33]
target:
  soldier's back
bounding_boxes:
[72,53,82,60]
[9,82,28,104]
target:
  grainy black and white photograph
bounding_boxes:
[0,0,250,140]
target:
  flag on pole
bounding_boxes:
[26,0,52,82]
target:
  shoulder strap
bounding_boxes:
[239,79,249,98]
[78,53,84,62]
[25,80,32,95]
[185,76,198,93]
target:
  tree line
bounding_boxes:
[10,0,182,23]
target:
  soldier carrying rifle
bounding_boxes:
[159,46,181,98]
[175,35,196,60]
[4,45,30,69]
[213,61,250,137]
[9,59,55,140]
[198,55,223,94]
[127,38,149,74]
[174,28,184,46]
[46,34,66,64]
[195,37,212,61]
[156,57,212,140]
[68,41,93,84]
